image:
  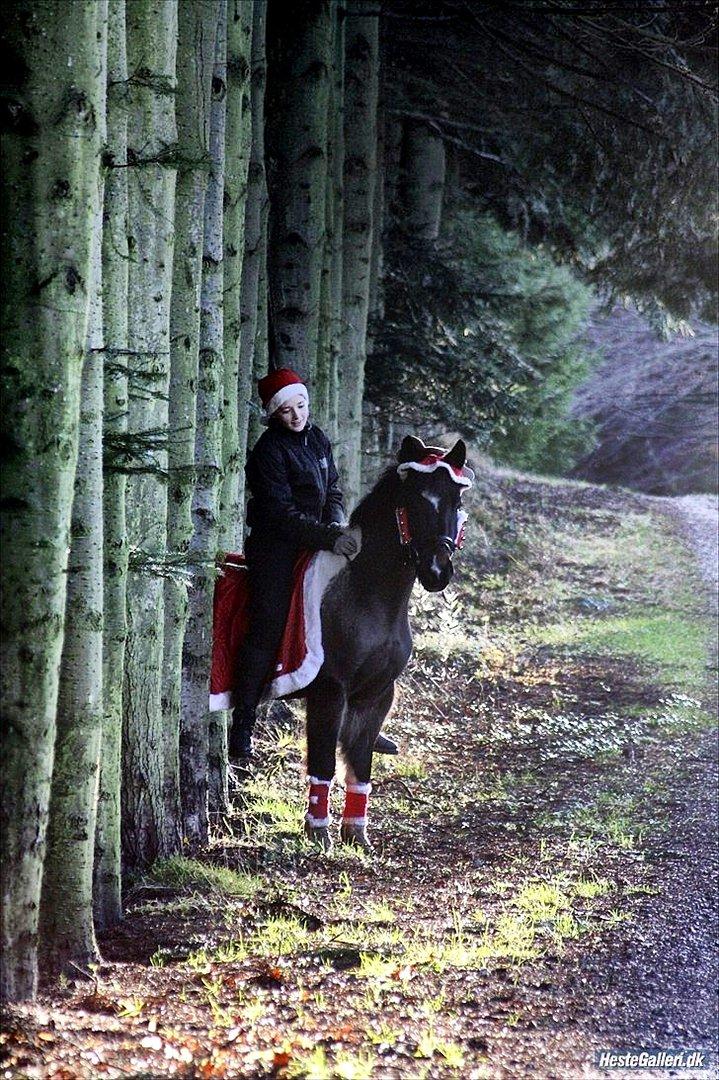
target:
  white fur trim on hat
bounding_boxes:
[264,382,309,418]
[397,459,474,487]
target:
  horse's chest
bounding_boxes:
[320,579,411,679]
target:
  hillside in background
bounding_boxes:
[570,306,718,496]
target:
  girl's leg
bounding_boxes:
[229,536,297,758]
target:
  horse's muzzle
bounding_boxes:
[417,541,455,592]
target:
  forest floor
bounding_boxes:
[2,473,718,1080]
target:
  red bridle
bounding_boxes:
[395,506,467,555]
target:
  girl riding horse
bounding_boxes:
[229,367,398,762]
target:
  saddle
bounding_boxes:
[209,544,351,711]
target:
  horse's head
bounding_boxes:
[395,435,474,592]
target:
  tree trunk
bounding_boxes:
[328,5,346,442]
[368,100,386,338]
[95,0,129,933]
[164,0,220,853]
[241,0,269,458]
[266,0,333,385]
[0,0,107,1003]
[219,0,254,552]
[401,119,446,241]
[337,4,379,506]
[182,3,228,842]
[122,0,179,871]
[314,1,343,432]
[211,0,253,818]
[383,113,403,231]
[39,1,108,967]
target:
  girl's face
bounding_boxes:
[274,393,308,432]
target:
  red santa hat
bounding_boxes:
[258,368,309,419]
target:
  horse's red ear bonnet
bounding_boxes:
[396,435,474,488]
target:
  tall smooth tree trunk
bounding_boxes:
[337,3,379,506]
[383,113,403,230]
[248,202,271,450]
[367,102,386,341]
[40,3,108,970]
[401,119,446,241]
[1,0,106,1003]
[328,5,346,441]
[314,1,343,432]
[164,0,220,852]
[219,0,254,552]
[182,4,228,842]
[240,0,269,461]
[210,0,253,819]
[266,0,333,385]
[95,0,129,932]
[122,0,179,871]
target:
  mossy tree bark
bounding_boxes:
[39,4,108,973]
[182,3,228,840]
[219,0,253,553]
[95,0,129,933]
[122,0,179,871]
[266,0,333,387]
[164,0,220,852]
[241,0,269,457]
[337,3,379,506]
[0,0,107,1003]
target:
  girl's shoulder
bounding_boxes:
[307,424,331,449]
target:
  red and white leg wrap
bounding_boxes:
[342,781,371,828]
[306,777,332,828]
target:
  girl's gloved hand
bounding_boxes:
[333,528,359,558]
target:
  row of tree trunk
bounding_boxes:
[1,0,446,1002]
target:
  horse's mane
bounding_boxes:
[349,466,400,529]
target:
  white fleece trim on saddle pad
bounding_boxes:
[269,535,359,699]
[210,691,232,711]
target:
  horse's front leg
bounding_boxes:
[339,683,395,851]
[304,676,346,851]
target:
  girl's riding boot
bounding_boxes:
[229,705,255,761]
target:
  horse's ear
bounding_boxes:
[444,439,467,470]
[397,435,427,464]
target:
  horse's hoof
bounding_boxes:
[304,822,333,852]
[339,822,374,851]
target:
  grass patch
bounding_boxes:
[149,856,261,898]
[536,612,707,689]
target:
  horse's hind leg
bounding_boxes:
[339,683,395,850]
[304,676,346,851]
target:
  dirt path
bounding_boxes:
[664,494,718,601]
[2,478,717,1080]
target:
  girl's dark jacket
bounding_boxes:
[244,421,346,551]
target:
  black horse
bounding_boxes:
[301,435,473,850]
